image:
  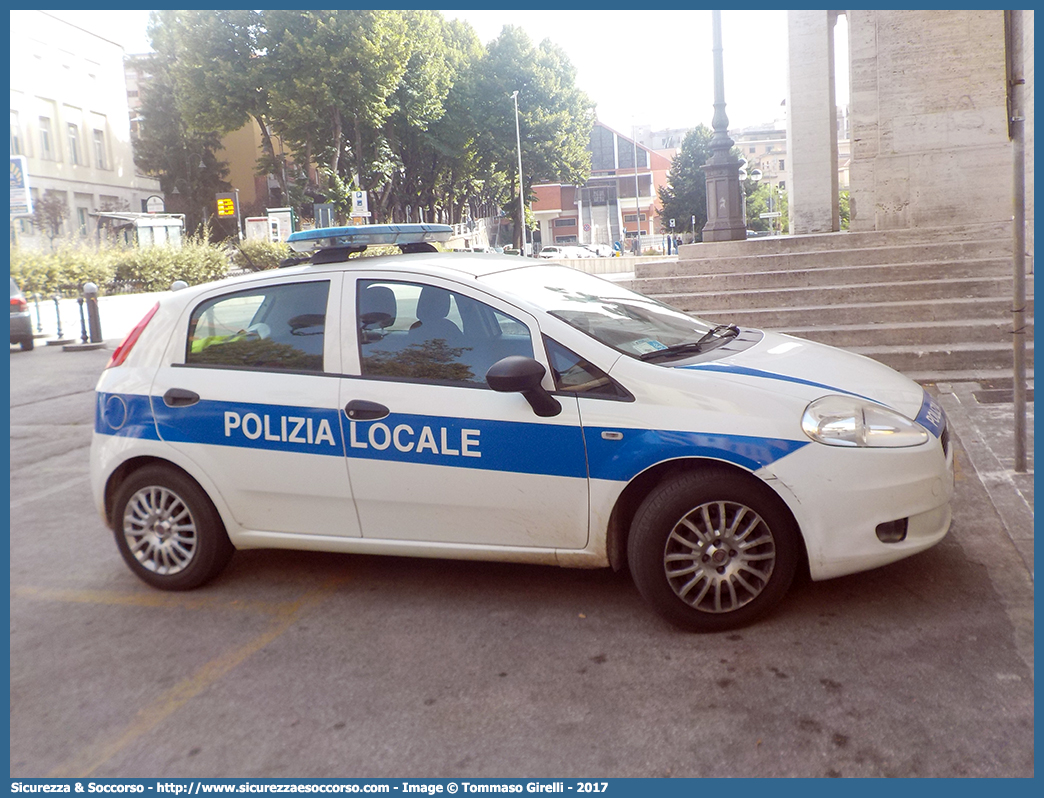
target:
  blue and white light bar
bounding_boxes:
[287,223,453,253]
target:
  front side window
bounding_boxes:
[545,337,630,399]
[357,280,533,386]
[186,281,329,372]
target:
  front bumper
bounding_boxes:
[762,428,954,581]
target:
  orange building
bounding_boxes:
[532,121,672,253]
[217,123,292,216]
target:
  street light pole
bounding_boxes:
[632,125,642,256]
[512,90,526,255]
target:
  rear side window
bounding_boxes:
[186,281,330,372]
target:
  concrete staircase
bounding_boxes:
[629,222,1033,384]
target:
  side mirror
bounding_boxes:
[485,356,562,417]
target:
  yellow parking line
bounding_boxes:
[45,577,347,778]
[9,474,90,509]
[12,585,290,615]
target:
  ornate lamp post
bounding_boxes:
[701,10,747,242]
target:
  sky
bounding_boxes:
[43,8,849,137]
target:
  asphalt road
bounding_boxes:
[8,341,1034,778]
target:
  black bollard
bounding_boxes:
[77,296,88,344]
[53,294,64,339]
[83,282,103,343]
[33,293,43,333]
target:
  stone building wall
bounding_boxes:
[846,10,1012,232]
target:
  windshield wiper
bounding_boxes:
[639,324,740,361]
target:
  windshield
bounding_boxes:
[483,265,718,359]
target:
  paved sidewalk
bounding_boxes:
[934,380,1035,578]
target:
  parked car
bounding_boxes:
[91,224,953,632]
[538,245,595,260]
[10,278,34,351]
[536,245,569,259]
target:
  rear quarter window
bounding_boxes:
[185,281,330,372]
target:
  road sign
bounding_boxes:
[10,156,32,217]
[760,212,782,218]
[669,218,676,228]
[146,195,165,214]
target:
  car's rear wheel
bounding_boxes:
[112,465,234,590]
[628,467,800,632]
[19,336,33,351]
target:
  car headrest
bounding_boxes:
[359,285,396,329]
[416,286,452,322]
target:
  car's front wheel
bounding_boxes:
[112,465,234,590]
[628,467,800,632]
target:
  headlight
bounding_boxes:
[801,395,929,448]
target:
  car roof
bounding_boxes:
[320,251,533,280]
[174,252,537,302]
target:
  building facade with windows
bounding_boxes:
[531,122,672,252]
[10,10,160,247]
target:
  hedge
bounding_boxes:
[10,237,421,296]
[9,237,290,296]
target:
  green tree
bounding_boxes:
[158,10,288,204]
[140,11,594,234]
[380,11,467,223]
[657,125,713,242]
[418,19,490,226]
[469,26,595,248]
[31,191,69,248]
[129,40,231,237]
[263,10,412,208]
[839,190,850,230]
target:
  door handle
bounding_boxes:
[344,400,390,421]
[163,388,200,407]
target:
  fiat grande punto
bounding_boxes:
[91,224,953,631]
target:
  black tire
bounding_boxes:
[628,467,800,632]
[19,337,33,351]
[112,465,234,590]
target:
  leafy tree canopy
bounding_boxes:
[141,11,595,234]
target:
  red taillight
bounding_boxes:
[106,302,160,369]
[10,296,27,313]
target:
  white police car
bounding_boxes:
[91,224,953,631]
